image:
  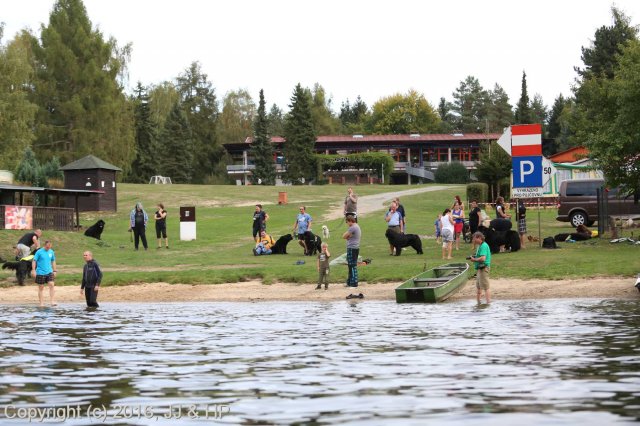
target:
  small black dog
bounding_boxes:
[304,231,322,256]
[84,220,105,240]
[385,229,423,256]
[271,234,293,255]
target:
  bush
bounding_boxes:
[466,183,488,203]
[434,162,469,184]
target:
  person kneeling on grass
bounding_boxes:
[469,231,491,304]
[253,230,275,255]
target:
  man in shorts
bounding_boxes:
[31,240,57,307]
[293,206,313,255]
[469,231,491,304]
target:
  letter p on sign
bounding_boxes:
[512,156,542,188]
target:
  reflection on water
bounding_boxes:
[0,299,639,425]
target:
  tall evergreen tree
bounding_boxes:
[130,82,159,183]
[158,102,194,183]
[486,84,514,133]
[0,30,38,171]
[267,104,284,137]
[545,94,573,156]
[339,96,369,133]
[437,97,455,133]
[15,147,44,186]
[514,71,533,124]
[250,89,275,185]
[175,61,221,183]
[283,83,317,184]
[30,0,135,173]
[451,76,488,133]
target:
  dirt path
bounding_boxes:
[323,185,457,221]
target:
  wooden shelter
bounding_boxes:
[60,155,121,212]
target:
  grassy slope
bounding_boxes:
[1,183,637,287]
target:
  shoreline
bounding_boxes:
[0,277,637,304]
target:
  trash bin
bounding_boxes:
[179,206,196,241]
[278,192,288,205]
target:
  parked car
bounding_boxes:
[556,179,640,227]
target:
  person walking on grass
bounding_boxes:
[31,240,57,307]
[293,206,313,255]
[344,215,363,299]
[441,208,455,260]
[130,202,148,251]
[80,251,102,308]
[469,231,491,304]
[315,242,331,290]
[154,203,169,249]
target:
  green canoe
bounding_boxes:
[395,262,471,303]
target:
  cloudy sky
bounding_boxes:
[3,0,640,112]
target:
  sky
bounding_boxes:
[3,0,640,113]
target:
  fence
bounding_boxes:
[0,205,76,231]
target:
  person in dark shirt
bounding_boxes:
[154,203,169,249]
[468,200,481,234]
[80,251,102,308]
[16,229,42,259]
[252,204,269,240]
[129,202,148,250]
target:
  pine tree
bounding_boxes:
[283,83,317,184]
[250,89,275,185]
[267,104,284,137]
[514,71,533,124]
[15,147,43,186]
[451,76,489,133]
[31,0,135,173]
[158,102,194,183]
[130,83,159,183]
[486,84,514,133]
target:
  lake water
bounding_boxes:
[0,299,639,425]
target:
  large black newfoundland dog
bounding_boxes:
[271,234,293,255]
[84,219,105,240]
[303,231,322,256]
[385,229,423,256]
[478,219,521,254]
[1,250,37,286]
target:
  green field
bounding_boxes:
[1,183,638,288]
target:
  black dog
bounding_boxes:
[304,231,322,256]
[479,225,520,254]
[385,229,423,256]
[2,254,34,286]
[84,220,105,240]
[271,234,293,255]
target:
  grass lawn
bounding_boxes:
[1,183,638,288]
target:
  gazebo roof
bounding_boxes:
[60,155,122,171]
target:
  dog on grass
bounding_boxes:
[385,229,423,256]
[1,249,38,286]
[304,231,322,256]
[322,225,330,239]
[271,234,293,255]
[84,219,105,240]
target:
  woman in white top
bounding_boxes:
[440,208,455,260]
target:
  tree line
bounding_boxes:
[0,1,637,192]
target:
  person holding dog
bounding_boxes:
[154,203,169,249]
[315,242,331,290]
[31,240,57,307]
[344,187,358,222]
[293,206,313,255]
[469,231,491,304]
[385,201,402,255]
[16,229,41,259]
[80,251,102,308]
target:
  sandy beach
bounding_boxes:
[0,277,637,304]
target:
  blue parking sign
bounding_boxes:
[512,156,542,188]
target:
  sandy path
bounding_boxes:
[323,185,455,221]
[0,277,636,304]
